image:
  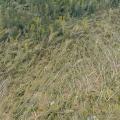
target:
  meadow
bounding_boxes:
[0,0,120,120]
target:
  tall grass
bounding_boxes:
[0,7,120,120]
[0,0,120,41]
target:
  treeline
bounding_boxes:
[0,0,120,41]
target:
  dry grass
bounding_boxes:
[0,8,120,120]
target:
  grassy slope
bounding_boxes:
[0,8,120,120]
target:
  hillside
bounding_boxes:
[0,7,120,120]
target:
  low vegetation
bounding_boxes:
[0,0,120,41]
[0,1,120,120]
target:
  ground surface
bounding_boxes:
[0,8,120,120]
